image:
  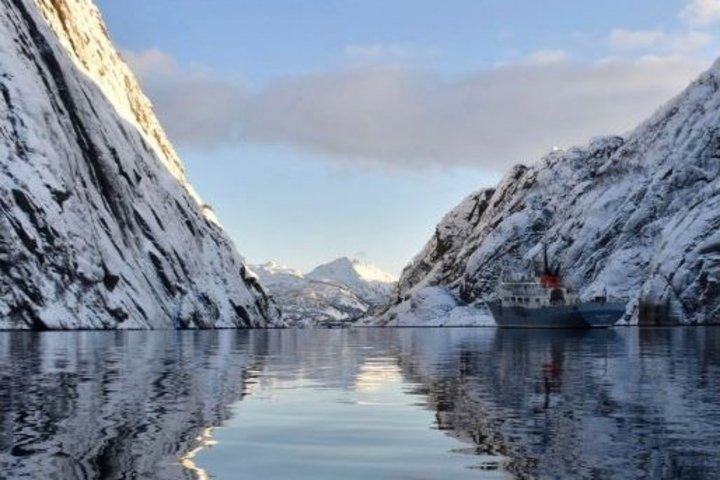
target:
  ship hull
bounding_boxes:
[487,301,625,328]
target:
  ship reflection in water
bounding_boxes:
[1,327,719,479]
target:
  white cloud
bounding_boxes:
[342,43,443,65]
[123,48,177,76]
[125,49,709,171]
[608,1,718,57]
[344,43,408,60]
[609,28,713,53]
[682,0,720,26]
[524,49,568,64]
[668,30,714,51]
[122,49,245,146]
[610,29,666,49]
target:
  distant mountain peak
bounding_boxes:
[251,257,396,326]
[349,259,398,284]
[308,257,397,285]
[256,261,302,277]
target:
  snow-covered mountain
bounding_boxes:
[378,58,720,326]
[307,257,396,306]
[0,0,281,329]
[252,258,396,326]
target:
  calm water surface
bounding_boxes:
[0,327,719,479]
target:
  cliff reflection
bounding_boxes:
[0,331,264,480]
[1,327,718,480]
[396,327,720,480]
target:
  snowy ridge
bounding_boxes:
[378,58,720,326]
[253,258,396,326]
[34,0,220,225]
[33,0,189,197]
[0,0,281,328]
[307,257,396,306]
[347,259,397,284]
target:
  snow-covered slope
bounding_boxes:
[252,259,396,326]
[307,257,396,306]
[0,0,281,329]
[378,58,720,326]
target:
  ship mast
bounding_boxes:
[540,243,561,288]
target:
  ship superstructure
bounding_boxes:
[487,247,626,328]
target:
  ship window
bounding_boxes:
[536,298,540,303]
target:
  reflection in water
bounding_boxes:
[0,331,263,479]
[397,328,720,479]
[179,427,216,480]
[0,328,718,480]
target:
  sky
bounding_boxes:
[95,0,720,276]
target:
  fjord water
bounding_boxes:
[1,328,719,479]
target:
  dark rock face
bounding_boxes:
[0,0,281,328]
[381,60,720,325]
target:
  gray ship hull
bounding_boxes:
[487,301,625,328]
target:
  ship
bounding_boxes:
[486,247,626,328]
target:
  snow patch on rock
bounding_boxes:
[371,286,494,327]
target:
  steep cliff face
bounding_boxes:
[0,0,281,329]
[380,59,720,325]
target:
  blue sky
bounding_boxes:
[96,0,718,275]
